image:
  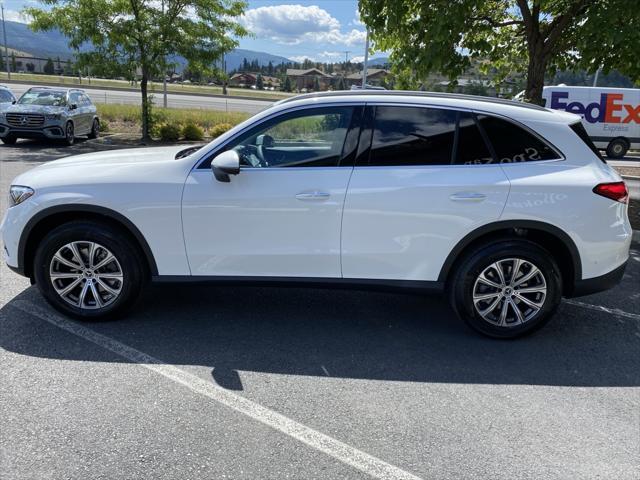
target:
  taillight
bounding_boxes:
[593,182,628,203]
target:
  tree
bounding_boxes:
[43,57,55,75]
[313,76,320,91]
[28,0,246,140]
[359,0,640,104]
[26,62,36,73]
[10,53,16,72]
[256,73,264,90]
[283,76,292,92]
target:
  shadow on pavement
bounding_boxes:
[1,282,638,389]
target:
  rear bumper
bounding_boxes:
[567,261,627,298]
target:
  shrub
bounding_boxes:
[209,122,233,138]
[182,122,204,141]
[99,120,110,132]
[158,122,182,142]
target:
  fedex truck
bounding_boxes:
[541,86,640,159]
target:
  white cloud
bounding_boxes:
[289,55,315,63]
[241,4,366,47]
[3,9,30,23]
[353,8,363,26]
[351,56,365,63]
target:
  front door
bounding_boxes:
[182,105,362,277]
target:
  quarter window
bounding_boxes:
[476,114,559,163]
[454,112,493,165]
[369,106,457,166]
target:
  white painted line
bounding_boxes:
[11,300,423,480]
[564,299,640,321]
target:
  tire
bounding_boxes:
[448,239,562,338]
[1,135,17,144]
[63,121,75,146]
[88,118,100,139]
[606,138,628,159]
[33,221,145,320]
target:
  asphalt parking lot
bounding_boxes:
[1,140,639,480]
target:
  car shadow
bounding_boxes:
[1,283,638,389]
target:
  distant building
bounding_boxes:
[346,69,391,87]
[285,68,332,91]
[228,72,280,89]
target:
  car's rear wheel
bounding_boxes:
[1,135,17,144]
[63,121,74,146]
[88,119,100,139]
[34,221,144,320]
[449,240,562,338]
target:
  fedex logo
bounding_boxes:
[550,92,640,124]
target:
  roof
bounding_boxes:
[286,68,331,77]
[277,90,546,111]
[346,69,390,80]
[27,86,85,93]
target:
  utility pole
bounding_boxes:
[161,0,167,108]
[222,52,227,96]
[592,67,602,87]
[344,51,350,63]
[1,4,10,80]
[361,29,369,88]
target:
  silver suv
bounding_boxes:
[0,87,99,145]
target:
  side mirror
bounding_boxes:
[69,103,78,110]
[211,150,240,183]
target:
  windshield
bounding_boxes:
[18,91,67,107]
[0,89,14,103]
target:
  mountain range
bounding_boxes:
[4,20,389,72]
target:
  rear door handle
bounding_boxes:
[449,192,487,202]
[295,191,331,201]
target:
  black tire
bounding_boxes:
[33,221,145,320]
[88,118,100,139]
[1,135,17,144]
[63,121,75,146]
[448,239,562,338]
[606,138,628,159]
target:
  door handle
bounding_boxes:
[449,192,487,202]
[295,191,331,201]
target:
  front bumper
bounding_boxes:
[0,123,66,139]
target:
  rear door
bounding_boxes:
[68,92,86,132]
[341,105,511,282]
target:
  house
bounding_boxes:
[285,68,332,91]
[228,72,281,89]
[346,69,391,87]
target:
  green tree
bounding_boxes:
[359,0,640,104]
[313,76,320,91]
[27,0,247,140]
[256,73,264,90]
[283,76,292,92]
[43,57,55,75]
[26,62,36,72]
[10,53,16,72]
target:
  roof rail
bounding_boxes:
[277,90,547,111]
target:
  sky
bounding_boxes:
[2,0,375,62]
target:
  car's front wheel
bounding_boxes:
[63,121,75,146]
[88,119,100,139]
[449,240,562,338]
[34,221,145,320]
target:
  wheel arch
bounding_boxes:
[438,220,581,295]
[18,204,158,279]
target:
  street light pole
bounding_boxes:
[361,29,369,88]
[1,4,10,80]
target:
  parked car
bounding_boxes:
[516,85,640,159]
[0,87,99,145]
[0,85,16,105]
[1,91,631,337]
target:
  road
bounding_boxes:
[9,83,274,115]
[1,142,639,480]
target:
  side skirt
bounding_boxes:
[151,275,444,294]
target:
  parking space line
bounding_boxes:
[563,299,640,321]
[10,300,423,480]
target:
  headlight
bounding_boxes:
[45,113,62,120]
[9,185,34,207]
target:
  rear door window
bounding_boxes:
[369,106,457,166]
[476,114,560,163]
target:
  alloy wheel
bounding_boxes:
[49,241,123,309]
[472,258,547,327]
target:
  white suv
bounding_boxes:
[1,91,631,337]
